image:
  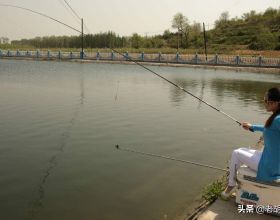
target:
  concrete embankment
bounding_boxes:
[1,56,280,74]
[76,59,280,74]
[191,197,279,220]
[67,58,280,74]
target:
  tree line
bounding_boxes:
[11,7,280,51]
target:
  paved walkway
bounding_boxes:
[197,197,279,220]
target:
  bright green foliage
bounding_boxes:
[202,175,227,203]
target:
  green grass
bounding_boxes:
[202,175,227,203]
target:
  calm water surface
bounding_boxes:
[0,60,279,220]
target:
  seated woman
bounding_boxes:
[221,87,280,200]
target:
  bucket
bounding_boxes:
[236,166,280,216]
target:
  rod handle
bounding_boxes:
[239,121,254,132]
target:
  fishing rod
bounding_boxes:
[1,4,243,128]
[115,145,227,172]
[110,48,243,127]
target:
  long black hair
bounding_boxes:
[265,88,280,128]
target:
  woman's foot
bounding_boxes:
[220,185,236,201]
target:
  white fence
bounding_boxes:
[1,50,280,68]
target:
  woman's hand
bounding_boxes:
[242,122,252,130]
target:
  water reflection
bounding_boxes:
[197,79,206,109]
[209,79,279,109]
[167,73,279,111]
[168,79,199,105]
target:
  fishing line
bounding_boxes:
[62,0,81,20]
[1,4,86,219]
[57,0,81,25]
[114,81,119,101]
[0,4,81,34]
[59,0,91,33]
[110,48,243,127]
[28,104,80,220]
[115,145,227,172]
[27,74,85,220]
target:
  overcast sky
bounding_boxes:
[0,0,279,41]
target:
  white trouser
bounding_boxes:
[228,147,262,186]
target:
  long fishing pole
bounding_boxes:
[110,48,243,127]
[115,145,227,172]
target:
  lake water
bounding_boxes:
[0,59,279,220]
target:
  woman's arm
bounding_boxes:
[242,122,264,132]
[251,124,264,132]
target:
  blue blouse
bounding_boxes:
[251,115,280,182]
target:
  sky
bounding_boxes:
[0,0,279,41]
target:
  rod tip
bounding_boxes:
[115,145,119,149]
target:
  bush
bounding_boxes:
[248,32,277,50]
[202,175,227,203]
[275,44,280,50]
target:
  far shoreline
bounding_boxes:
[1,56,280,74]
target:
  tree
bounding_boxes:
[130,33,142,49]
[172,13,190,49]
[242,10,257,21]
[163,29,172,40]
[189,22,203,47]
[263,7,278,17]
[215,11,229,28]
[220,11,229,21]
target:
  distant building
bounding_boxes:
[0,37,9,44]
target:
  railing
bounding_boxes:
[0,50,280,68]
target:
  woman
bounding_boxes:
[221,87,280,200]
